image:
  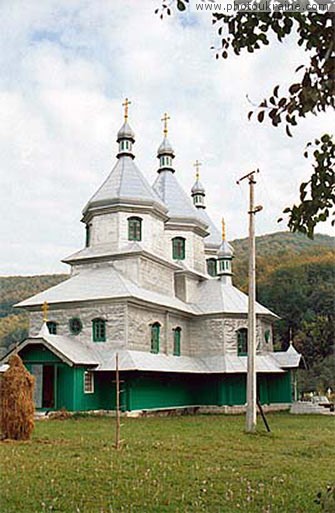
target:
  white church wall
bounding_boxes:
[138,257,174,296]
[90,213,118,248]
[126,304,191,355]
[164,229,206,274]
[29,303,127,346]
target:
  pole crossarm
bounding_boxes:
[236,169,259,185]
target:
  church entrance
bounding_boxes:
[31,364,55,409]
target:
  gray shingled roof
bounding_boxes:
[16,266,277,319]
[153,170,207,226]
[196,209,222,248]
[271,344,301,368]
[83,156,166,215]
[196,279,278,318]
[2,334,287,373]
[16,266,198,314]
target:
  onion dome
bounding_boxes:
[117,121,135,142]
[191,160,206,209]
[217,218,234,281]
[117,98,135,159]
[157,113,175,172]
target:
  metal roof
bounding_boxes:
[153,170,208,226]
[16,266,198,314]
[16,265,277,320]
[83,156,166,215]
[157,136,174,156]
[196,209,222,248]
[270,344,301,368]
[1,333,288,373]
[196,279,278,318]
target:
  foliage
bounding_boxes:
[0,274,68,315]
[280,135,335,237]
[158,6,335,236]
[0,414,334,512]
[0,354,35,441]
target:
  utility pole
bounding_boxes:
[237,169,262,433]
[115,353,121,449]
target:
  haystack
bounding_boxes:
[0,354,35,440]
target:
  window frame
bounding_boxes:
[237,328,248,356]
[172,237,186,260]
[128,216,142,242]
[46,321,57,335]
[151,322,161,354]
[84,371,94,394]
[69,317,83,335]
[92,318,106,342]
[173,327,181,356]
[206,258,217,277]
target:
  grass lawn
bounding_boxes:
[0,413,334,513]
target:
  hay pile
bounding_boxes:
[0,354,35,440]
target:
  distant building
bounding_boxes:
[2,102,300,412]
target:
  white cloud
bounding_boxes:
[0,1,333,275]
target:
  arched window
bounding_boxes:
[206,258,217,277]
[47,321,57,335]
[92,318,106,342]
[173,327,181,356]
[172,237,185,260]
[151,322,160,354]
[237,328,248,356]
[128,216,142,241]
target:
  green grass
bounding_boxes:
[0,413,334,513]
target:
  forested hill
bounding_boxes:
[0,231,334,390]
[232,231,334,290]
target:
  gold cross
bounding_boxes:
[194,160,202,181]
[122,98,131,121]
[161,112,170,136]
[221,218,226,241]
[42,301,49,322]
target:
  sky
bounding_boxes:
[0,1,333,275]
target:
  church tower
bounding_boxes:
[217,218,234,284]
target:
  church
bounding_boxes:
[2,100,300,413]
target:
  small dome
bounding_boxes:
[157,136,175,157]
[191,179,205,195]
[217,239,234,258]
[117,121,135,141]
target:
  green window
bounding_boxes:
[128,217,142,241]
[173,327,181,356]
[151,322,160,354]
[69,317,83,335]
[237,328,248,356]
[47,321,57,335]
[207,258,217,277]
[92,318,106,342]
[172,237,185,260]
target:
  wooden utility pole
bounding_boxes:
[237,170,262,433]
[115,353,121,450]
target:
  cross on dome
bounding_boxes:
[161,112,170,136]
[42,301,49,322]
[221,217,226,241]
[122,98,131,121]
[194,160,202,181]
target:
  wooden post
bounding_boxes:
[237,170,262,434]
[115,353,121,450]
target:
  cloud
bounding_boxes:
[0,1,333,275]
